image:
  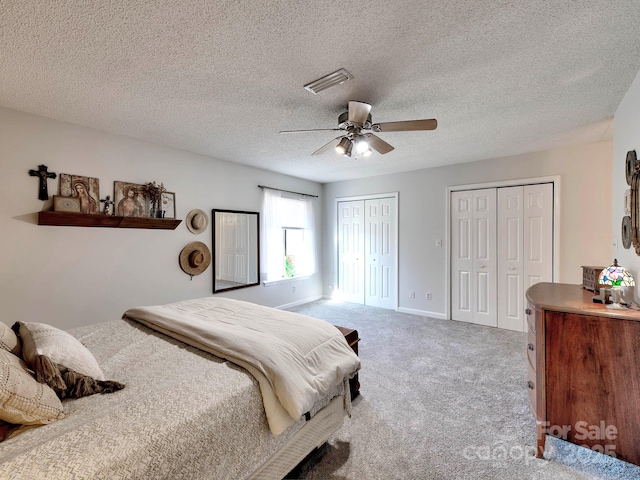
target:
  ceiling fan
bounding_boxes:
[279,101,437,158]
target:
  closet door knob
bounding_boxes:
[525,308,532,315]
[528,343,534,351]
[527,380,534,390]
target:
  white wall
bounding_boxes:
[613,67,640,299]
[0,108,323,329]
[323,141,613,318]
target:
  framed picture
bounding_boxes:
[113,181,146,217]
[59,174,100,214]
[160,192,176,219]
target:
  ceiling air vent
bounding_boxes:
[304,68,353,94]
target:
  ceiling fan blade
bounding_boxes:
[311,136,345,156]
[348,101,372,126]
[280,128,342,134]
[372,119,438,132]
[364,134,394,154]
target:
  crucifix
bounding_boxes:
[28,165,57,201]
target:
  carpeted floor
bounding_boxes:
[285,300,640,480]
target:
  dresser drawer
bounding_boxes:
[527,360,537,414]
[526,304,535,334]
[527,325,536,369]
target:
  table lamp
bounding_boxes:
[598,259,635,308]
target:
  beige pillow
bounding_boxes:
[15,321,105,381]
[0,350,64,425]
[0,322,21,357]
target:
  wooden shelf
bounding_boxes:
[38,211,182,230]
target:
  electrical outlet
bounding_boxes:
[292,286,296,293]
[426,292,432,300]
[410,291,415,298]
[435,239,442,247]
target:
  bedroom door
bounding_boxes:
[450,189,498,327]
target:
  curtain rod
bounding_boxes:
[258,185,319,198]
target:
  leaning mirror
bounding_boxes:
[212,209,260,293]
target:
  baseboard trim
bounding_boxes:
[397,307,447,320]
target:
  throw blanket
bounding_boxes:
[123,297,361,435]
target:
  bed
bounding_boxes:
[0,297,360,479]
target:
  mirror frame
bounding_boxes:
[212,209,261,293]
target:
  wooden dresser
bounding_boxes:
[334,325,360,399]
[526,283,640,465]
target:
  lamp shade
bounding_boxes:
[598,259,635,286]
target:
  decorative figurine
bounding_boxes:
[100,195,115,216]
[28,164,57,200]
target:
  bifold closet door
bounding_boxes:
[338,200,365,304]
[364,197,397,309]
[497,184,553,332]
[450,189,498,327]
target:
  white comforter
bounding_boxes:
[123,297,361,435]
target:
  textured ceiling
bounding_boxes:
[2,1,640,183]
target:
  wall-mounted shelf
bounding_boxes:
[38,211,182,230]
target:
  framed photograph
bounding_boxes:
[59,174,100,214]
[160,192,176,219]
[113,181,146,217]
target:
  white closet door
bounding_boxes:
[451,191,474,323]
[451,189,497,326]
[338,201,365,304]
[524,183,553,292]
[365,199,380,307]
[472,189,498,327]
[365,197,397,309]
[497,187,524,331]
[497,183,553,332]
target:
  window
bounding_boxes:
[261,188,316,282]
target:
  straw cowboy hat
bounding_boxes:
[179,241,211,277]
[185,209,208,234]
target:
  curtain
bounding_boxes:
[261,189,316,281]
[261,188,284,282]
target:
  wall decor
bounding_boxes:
[59,174,99,214]
[114,181,146,217]
[179,241,211,280]
[100,195,115,215]
[186,209,208,234]
[212,209,260,293]
[624,149,640,254]
[28,164,57,200]
[160,192,176,219]
[140,181,167,218]
[53,195,80,213]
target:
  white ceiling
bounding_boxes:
[2,1,640,183]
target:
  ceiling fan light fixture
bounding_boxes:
[362,147,372,157]
[304,68,354,94]
[356,137,369,154]
[335,137,351,155]
[343,139,353,157]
